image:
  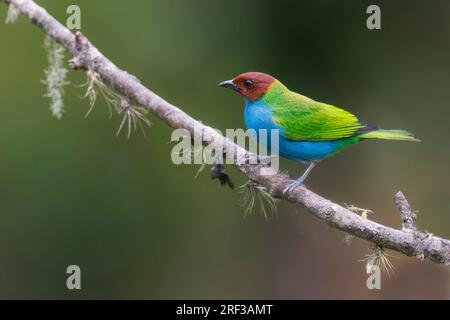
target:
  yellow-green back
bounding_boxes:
[264,81,365,141]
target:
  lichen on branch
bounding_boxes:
[42,35,69,119]
[4,2,20,24]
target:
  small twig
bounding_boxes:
[394,191,417,231]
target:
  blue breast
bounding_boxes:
[244,98,345,162]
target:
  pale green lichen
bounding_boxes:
[342,233,355,246]
[344,203,373,218]
[363,245,395,277]
[117,99,152,139]
[5,3,20,24]
[81,69,151,138]
[42,36,69,119]
[194,163,206,179]
[193,147,206,178]
[82,69,120,117]
[239,180,278,220]
[342,203,373,245]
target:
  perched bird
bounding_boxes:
[219,72,419,194]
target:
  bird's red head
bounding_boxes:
[219,72,276,101]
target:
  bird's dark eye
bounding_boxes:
[244,80,254,88]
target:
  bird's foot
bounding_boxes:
[282,161,317,195]
[283,180,302,195]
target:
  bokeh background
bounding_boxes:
[0,0,449,299]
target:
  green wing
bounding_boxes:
[266,82,364,141]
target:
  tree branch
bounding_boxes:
[4,0,450,265]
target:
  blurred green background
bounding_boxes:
[0,0,449,299]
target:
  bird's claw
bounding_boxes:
[283,180,302,195]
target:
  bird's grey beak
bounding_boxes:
[219,80,239,91]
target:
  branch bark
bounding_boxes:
[394,191,417,232]
[4,0,450,265]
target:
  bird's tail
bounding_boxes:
[359,129,420,142]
